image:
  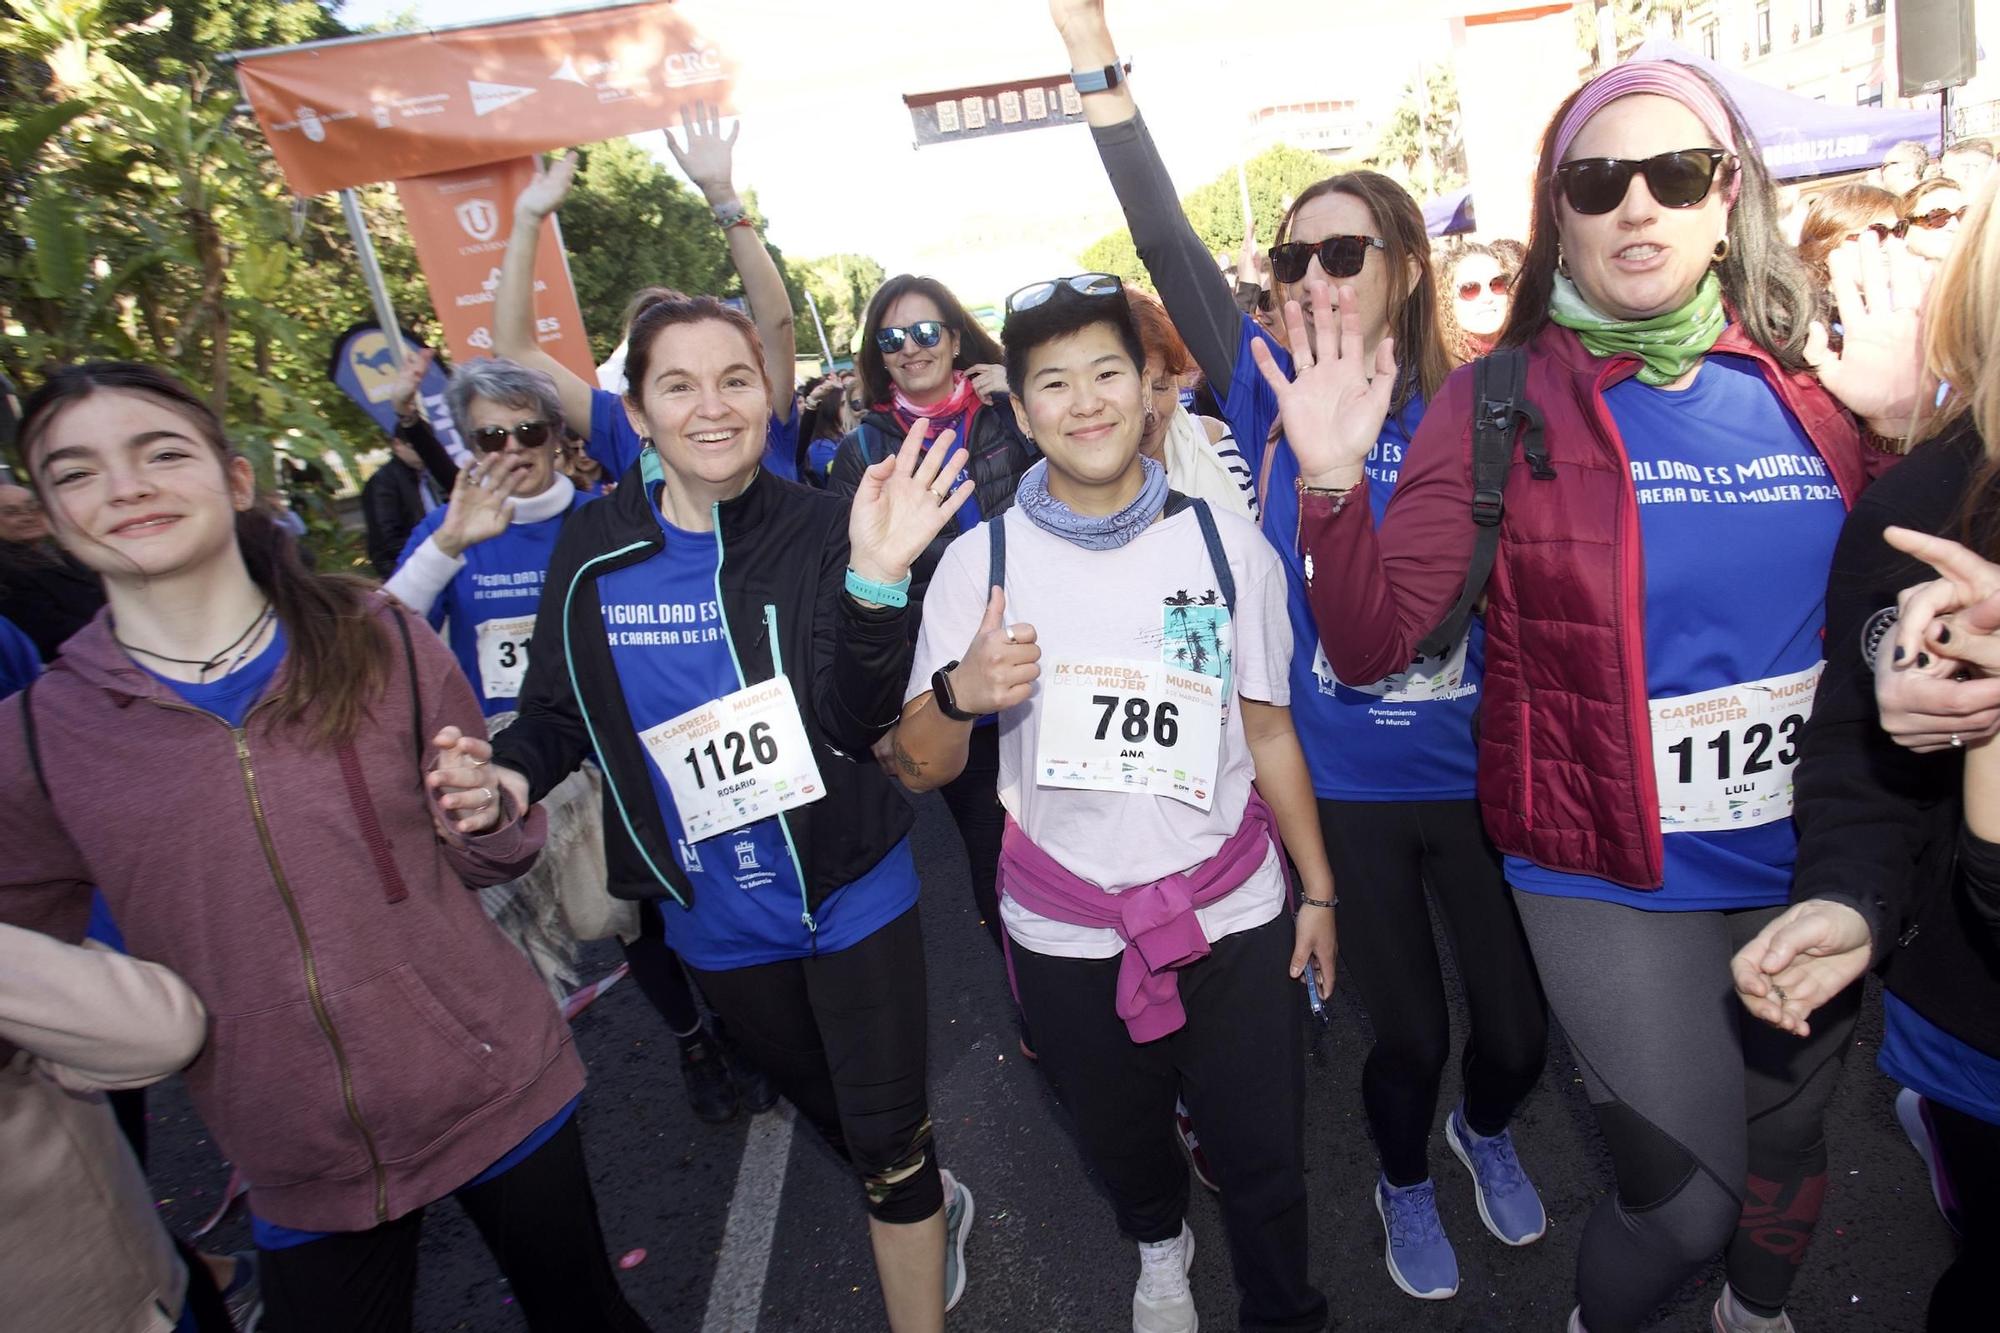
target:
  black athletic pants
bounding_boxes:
[940,723,1005,951]
[1513,893,1858,1332]
[1316,798,1547,1185]
[1928,1099,2000,1332]
[256,1117,649,1333]
[689,904,943,1223]
[1012,912,1327,1332]
[622,897,703,1036]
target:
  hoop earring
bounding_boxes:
[1712,237,1731,264]
[1556,245,1571,278]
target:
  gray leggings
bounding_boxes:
[1513,893,1860,1333]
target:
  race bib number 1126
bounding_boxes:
[640,676,827,841]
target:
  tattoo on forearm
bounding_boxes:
[892,734,927,779]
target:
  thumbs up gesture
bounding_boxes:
[948,587,1040,716]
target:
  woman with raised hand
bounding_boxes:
[893,273,1334,1333]
[1052,0,1548,1301]
[448,295,980,1330]
[497,101,801,482]
[830,275,1040,990]
[1731,177,2000,1333]
[0,362,648,1333]
[1276,54,1935,1333]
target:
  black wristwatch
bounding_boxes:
[932,661,980,722]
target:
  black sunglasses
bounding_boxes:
[1552,148,1734,215]
[1862,220,1910,242]
[1907,205,1967,231]
[874,320,947,354]
[1269,235,1386,285]
[1457,273,1513,301]
[1005,272,1124,313]
[469,420,554,453]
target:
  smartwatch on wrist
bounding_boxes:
[1070,60,1128,95]
[931,661,980,722]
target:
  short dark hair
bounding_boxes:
[1001,284,1147,399]
[855,275,1004,407]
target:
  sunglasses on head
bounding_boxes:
[1552,148,1734,215]
[1005,272,1124,313]
[469,420,554,453]
[874,320,948,354]
[1907,205,1967,231]
[1457,273,1513,301]
[1269,234,1386,285]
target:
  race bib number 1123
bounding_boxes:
[1649,663,1822,834]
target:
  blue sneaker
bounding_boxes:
[1446,1105,1547,1246]
[1374,1176,1458,1300]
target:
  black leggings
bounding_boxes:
[621,898,703,1036]
[257,1116,649,1333]
[1513,893,1859,1333]
[939,723,1005,951]
[1927,1098,2000,1332]
[688,904,942,1224]
[1316,798,1547,1185]
[1012,913,1327,1333]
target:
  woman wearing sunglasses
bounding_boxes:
[451,294,981,1329]
[831,275,1039,973]
[1444,240,1514,357]
[1278,59,1926,1333]
[1053,0,1548,1301]
[1900,176,1969,269]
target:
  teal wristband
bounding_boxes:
[845,568,911,608]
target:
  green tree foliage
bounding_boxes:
[1368,65,1466,200]
[1079,142,1335,286]
[792,252,888,361]
[1574,0,1693,63]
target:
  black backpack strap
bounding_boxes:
[987,512,1006,592]
[1191,499,1236,613]
[20,676,47,801]
[1415,348,1551,660]
[858,421,891,466]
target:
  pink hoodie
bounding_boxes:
[0,597,583,1233]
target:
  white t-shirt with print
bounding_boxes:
[909,503,1293,959]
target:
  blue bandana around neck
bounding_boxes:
[1013,455,1170,551]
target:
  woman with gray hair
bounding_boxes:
[386,355,774,1126]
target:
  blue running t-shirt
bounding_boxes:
[1222,315,1481,802]
[593,489,917,967]
[1508,355,1846,910]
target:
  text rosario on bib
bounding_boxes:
[641,676,826,841]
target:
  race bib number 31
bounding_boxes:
[1036,657,1223,810]
[641,676,826,842]
[1649,663,1822,834]
[475,615,537,701]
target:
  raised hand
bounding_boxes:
[388,345,435,419]
[948,588,1041,716]
[425,727,526,836]
[1805,231,1931,436]
[665,100,740,201]
[1249,280,1398,489]
[515,151,579,224]
[433,453,527,559]
[966,363,1009,400]
[1730,898,1873,1037]
[1049,0,1108,43]
[847,418,973,590]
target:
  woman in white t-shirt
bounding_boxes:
[893,274,1336,1333]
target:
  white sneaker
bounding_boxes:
[1133,1223,1197,1333]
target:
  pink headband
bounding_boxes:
[1553,60,1741,205]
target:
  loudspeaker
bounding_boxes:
[1897,0,1977,97]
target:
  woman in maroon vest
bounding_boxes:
[1269,61,1941,1333]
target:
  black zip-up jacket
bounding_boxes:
[492,458,916,915]
[829,396,1039,629]
[1793,420,2000,1057]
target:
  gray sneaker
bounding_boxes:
[221,1250,263,1333]
[943,1170,974,1313]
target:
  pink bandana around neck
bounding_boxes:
[1553,60,1742,206]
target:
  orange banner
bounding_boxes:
[396,159,597,384]
[233,1,731,195]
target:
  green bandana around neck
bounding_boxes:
[1549,271,1727,386]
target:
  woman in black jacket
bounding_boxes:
[446,295,981,1330]
[831,276,1040,979]
[1734,182,2000,1331]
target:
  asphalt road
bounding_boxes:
[146,794,1954,1331]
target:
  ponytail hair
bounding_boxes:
[18,362,392,747]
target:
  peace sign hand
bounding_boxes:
[1248,280,1398,489]
[847,418,973,593]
